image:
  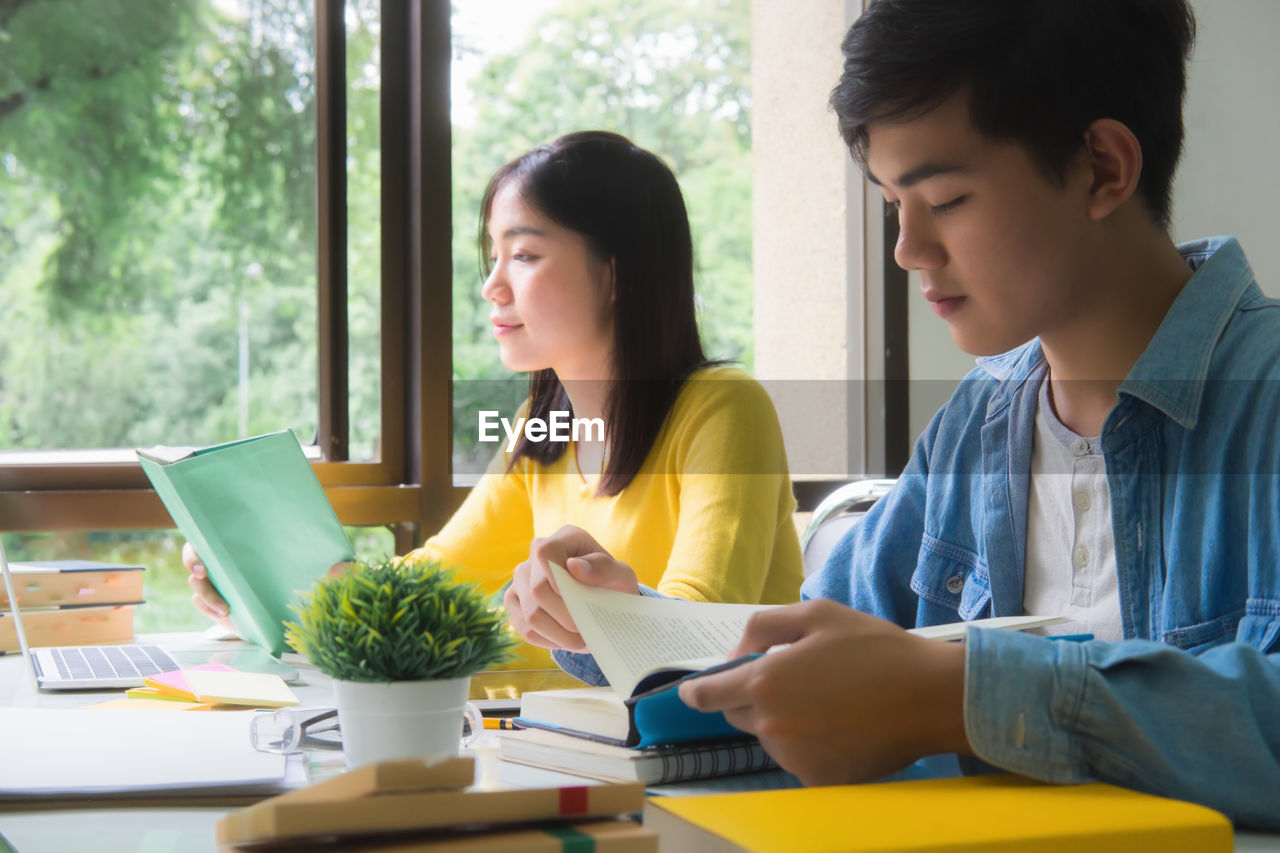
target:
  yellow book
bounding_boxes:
[641,774,1232,852]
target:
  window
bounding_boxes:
[1,0,322,453]
[1,0,897,634]
[447,0,754,477]
[0,0,428,628]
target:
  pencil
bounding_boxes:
[482,717,522,730]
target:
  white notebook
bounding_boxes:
[0,708,289,798]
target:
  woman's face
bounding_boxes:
[482,181,615,380]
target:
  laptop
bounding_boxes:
[1,537,298,690]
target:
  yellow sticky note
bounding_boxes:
[126,686,198,702]
[181,669,299,708]
[86,697,214,711]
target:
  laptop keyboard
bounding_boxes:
[49,645,181,681]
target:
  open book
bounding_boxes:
[516,563,1065,747]
[137,430,355,656]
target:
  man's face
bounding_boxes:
[865,92,1095,356]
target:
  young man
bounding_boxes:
[508,0,1280,827]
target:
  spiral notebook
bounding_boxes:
[496,725,779,786]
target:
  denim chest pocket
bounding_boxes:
[1235,599,1280,654]
[1160,610,1244,654]
[910,534,991,621]
[1161,599,1280,655]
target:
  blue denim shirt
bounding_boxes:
[807,236,1280,827]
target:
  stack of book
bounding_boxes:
[0,559,145,653]
[503,564,786,788]
[495,725,780,786]
[506,563,1067,788]
[217,756,655,851]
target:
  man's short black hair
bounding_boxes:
[831,0,1196,228]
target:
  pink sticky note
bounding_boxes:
[149,663,238,694]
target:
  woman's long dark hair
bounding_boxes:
[478,131,711,496]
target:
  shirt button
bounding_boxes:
[1072,438,1090,456]
[1073,546,1090,568]
[946,575,965,594]
[1073,492,1092,512]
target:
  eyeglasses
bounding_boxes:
[249,707,341,754]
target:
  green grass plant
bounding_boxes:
[285,557,518,682]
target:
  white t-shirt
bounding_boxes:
[1022,379,1123,641]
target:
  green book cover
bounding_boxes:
[137,430,355,656]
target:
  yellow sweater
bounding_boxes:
[404,365,804,668]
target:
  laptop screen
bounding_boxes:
[0,536,41,682]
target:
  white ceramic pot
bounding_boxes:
[333,675,473,768]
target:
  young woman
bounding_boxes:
[187,131,803,673]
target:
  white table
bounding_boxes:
[1,636,1277,853]
[0,634,587,853]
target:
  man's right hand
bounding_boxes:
[677,599,971,786]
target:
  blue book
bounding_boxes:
[517,655,759,748]
[521,564,1068,749]
[513,564,785,749]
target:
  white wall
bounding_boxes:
[752,0,872,478]
[1173,0,1280,281]
[905,0,1280,440]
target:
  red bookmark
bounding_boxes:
[558,785,589,815]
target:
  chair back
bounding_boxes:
[800,479,896,577]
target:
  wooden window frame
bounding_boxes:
[0,0,465,555]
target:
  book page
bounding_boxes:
[549,564,1072,695]
[548,562,777,696]
[910,614,1069,641]
[135,445,198,464]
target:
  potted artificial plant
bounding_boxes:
[285,557,517,767]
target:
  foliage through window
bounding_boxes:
[0,0,386,630]
[0,0,388,453]
[449,0,753,473]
